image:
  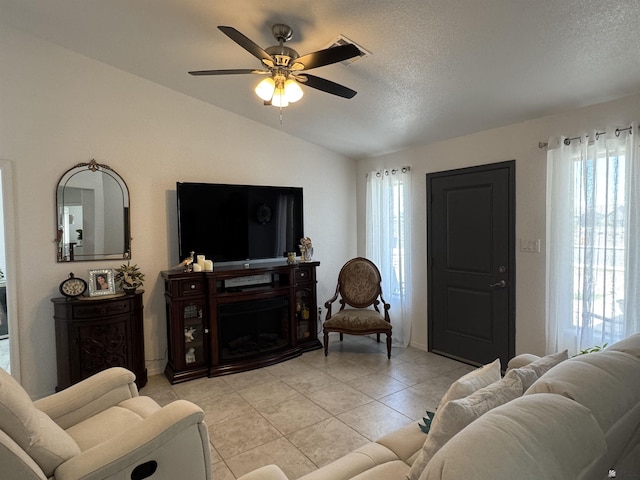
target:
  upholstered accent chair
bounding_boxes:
[323,257,392,358]
[0,366,211,480]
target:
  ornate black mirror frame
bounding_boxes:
[56,159,131,262]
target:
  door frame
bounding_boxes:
[426,160,516,366]
[0,160,20,380]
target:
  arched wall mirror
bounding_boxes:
[56,159,131,262]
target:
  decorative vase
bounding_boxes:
[123,286,137,294]
[302,246,313,262]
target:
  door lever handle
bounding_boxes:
[489,280,507,288]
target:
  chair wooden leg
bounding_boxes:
[323,332,329,356]
[376,333,381,343]
[386,333,392,359]
[339,333,343,342]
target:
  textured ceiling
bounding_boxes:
[3,0,640,159]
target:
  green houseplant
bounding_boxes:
[114,262,145,293]
[573,343,608,357]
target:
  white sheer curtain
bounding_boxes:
[546,125,639,355]
[366,168,412,346]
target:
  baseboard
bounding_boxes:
[408,340,428,352]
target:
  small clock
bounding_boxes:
[59,272,88,298]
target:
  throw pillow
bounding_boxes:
[407,375,523,480]
[507,350,569,392]
[436,358,501,410]
[524,349,568,376]
[504,350,568,391]
[504,366,539,391]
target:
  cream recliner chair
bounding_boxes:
[0,366,211,480]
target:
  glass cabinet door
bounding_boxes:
[296,288,312,340]
[182,303,206,367]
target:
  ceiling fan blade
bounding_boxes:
[218,26,273,65]
[189,69,268,76]
[292,44,360,71]
[296,74,357,99]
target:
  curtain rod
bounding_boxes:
[538,125,634,149]
[367,166,411,178]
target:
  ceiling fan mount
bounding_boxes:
[271,23,294,43]
[188,23,360,105]
[264,24,299,67]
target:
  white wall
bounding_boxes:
[357,93,640,356]
[0,25,357,398]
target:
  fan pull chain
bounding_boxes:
[280,106,283,125]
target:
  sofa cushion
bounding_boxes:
[0,367,81,476]
[376,423,426,465]
[298,442,398,480]
[435,358,501,410]
[526,350,640,471]
[407,374,522,480]
[0,367,38,448]
[65,403,146,451]
[0,429,48,480]
[419,393,607,480]
[323,309,391,331]
[350,460,410,480]
[31,410,82,476]
[606,332,640,359]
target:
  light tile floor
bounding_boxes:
[140,334,472,479]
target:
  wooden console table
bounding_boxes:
[162,261,321,383]
[51,291,147,391]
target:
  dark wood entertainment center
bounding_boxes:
[162,261,321,383]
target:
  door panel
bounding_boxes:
[427,161,515,369]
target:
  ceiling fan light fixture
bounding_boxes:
[192,25,359,108]
[271,85,289,107]
[284,79,303,103]
[255,77,276,101]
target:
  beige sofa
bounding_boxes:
[0,366,211,480]
[239,333,640,480]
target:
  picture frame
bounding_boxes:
[88,269,116,296]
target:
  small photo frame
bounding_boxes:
[88,269,116,296]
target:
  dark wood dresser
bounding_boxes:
[51,291,147,390]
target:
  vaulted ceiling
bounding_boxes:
[3,0,640,159]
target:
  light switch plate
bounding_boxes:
[520,238,540,253]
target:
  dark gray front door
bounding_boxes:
[427,161,515,369]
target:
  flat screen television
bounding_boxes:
[177,182,304,264]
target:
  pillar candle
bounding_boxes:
[197,255,205,269]
[204,260,214,272]
[192,263,203,272]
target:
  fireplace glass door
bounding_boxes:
[218,296,291,362]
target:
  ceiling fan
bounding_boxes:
[189,24,360,107]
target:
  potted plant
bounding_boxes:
[114,262,145,294]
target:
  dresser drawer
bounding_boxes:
[179,278,205,296]
[74,299,131,318]
[295,267,313,283]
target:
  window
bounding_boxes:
[366,168,412,346]
[546,127,639,354]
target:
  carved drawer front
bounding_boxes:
[74,299,131,319]
[179,279,205,296]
